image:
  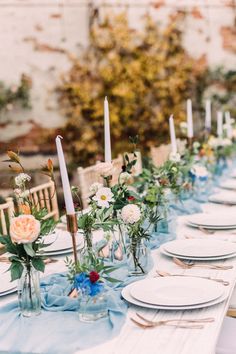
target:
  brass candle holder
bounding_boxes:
[66,214,78,264]
[187,137,193,150]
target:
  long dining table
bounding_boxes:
[1,203,236,354]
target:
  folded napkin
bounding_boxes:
[0,273,127,354]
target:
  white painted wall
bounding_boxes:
[0,0,235,142]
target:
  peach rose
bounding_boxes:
[10,215,40,244]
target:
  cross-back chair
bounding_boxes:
[0,197,14,236]
[28,180,59,221]
[77,155,124,209]
[150,144,172,167]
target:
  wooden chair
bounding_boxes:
[110,154,124,186]
[0,197,14,236]
[77,164,104,209]
[177,139,187,155]
[77,155,123,208]
[150,144,172,167]
[124,151,142,176]
[28,180,59,221]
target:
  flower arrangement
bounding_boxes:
[76,144,145,262]
[190,164,209,181]
[0,151,56,281]
[120,201,154,275]
[66,256,118,294]
[66,256,118,321]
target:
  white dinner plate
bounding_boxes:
[163,239,236,258]
[209,193,236,205]
[230,171,236,179]
[43,245,82,256]
[129,277,224,307]
[121,282,228,310]
[220,180,236,190]
[186,213,236,228]
[43,230,83,253]
[0,271,17,295]
[160,244,236,261]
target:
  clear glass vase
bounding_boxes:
[17,264,41,317]
[153,205,169,234]
[79,231,96,265]
[127,239,149,276]
[78,288,108,322]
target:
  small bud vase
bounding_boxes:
[127,239,149,276]
[78,288,108,322]
[17,263,41,317]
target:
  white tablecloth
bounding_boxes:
[1,204,236,354]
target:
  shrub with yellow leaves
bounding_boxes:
[54,13,201,166]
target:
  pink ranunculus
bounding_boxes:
[10,215,40,244]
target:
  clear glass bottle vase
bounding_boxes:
[127,239,149,276]
[78,288,108,322]
[17,263,41,317]
[79,231,96,264]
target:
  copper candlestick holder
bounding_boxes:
[187,137,193,150]
[66,214,78,264]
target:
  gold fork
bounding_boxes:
[131,317,204,329]
[156,270,229,286]
[199,227,215,235]
[136,313,215,325]
[173,257,233,270]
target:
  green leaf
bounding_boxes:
[0,236,8,244]
[105,276,120,283]
[10,261,24,281]
[23,243,35,257]
[78,214,88,229]
[31,258,45,273]
[9,255,20,262]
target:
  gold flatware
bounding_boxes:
[173,257,233,270]
[199,227,215,235]
[136,313,215,325]
[43,258,58,264]
[156,270,229,286]
[130,317,204,329]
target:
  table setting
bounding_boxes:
[1,98,236,354]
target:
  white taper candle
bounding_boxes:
[217,111,223,137]
[169,115,177,154]
[55,135,75,215]
[205,99,211,130]
[225,111,232,139]
[104,97,112,163]
[186,99,193,138]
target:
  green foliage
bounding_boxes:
[54,13,196,166]
[0,74,32,114]
[65,256,119,284]
[1,151,57,281]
